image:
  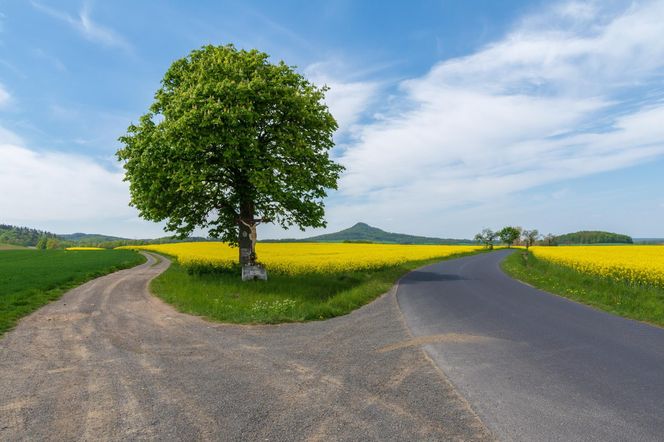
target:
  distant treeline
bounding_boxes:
[0,223,214,249]
[0,224,57,247]
[89,237,213,249]
[554,231,633,245]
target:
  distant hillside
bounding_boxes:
[0,224,215,249]
[0,224,57,247]
[555,231,633,245]
[263,222,474,245]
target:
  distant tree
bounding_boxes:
[542,233,557,246]
[36,236,48,250]
[499,226,522,248]
[117,44,343,272]
[474,228,498,250]
[522,229,540,250]
[46,238,61,250]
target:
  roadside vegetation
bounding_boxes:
[475,226,634,248]
[132,243,486,323]
[0,249,145,334]
[502,250,664,327]
[0,243,27,250]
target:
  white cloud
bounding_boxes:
[334,0,664,233]
[0,125,22,145]
[305,62,379,133]
[31,1,131,51]
[0,127,134,224]
[0,83,10,107]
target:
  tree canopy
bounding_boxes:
[498,226,522,247]
[554,231,633,245]
[521,229,539,249]
[117,45,343,266]
[474,228,498,249]
[0,224,57,247]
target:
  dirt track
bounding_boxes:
[0,252,491,441]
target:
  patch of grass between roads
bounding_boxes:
[0,249,146,335]
[151,249,487,324]
[502,251,664,327]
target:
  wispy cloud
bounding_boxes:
[32,48,67,72]
[0,125,22,145]
[0,83,10,107]
[249,9,315,52]
[49,103,79,120]
[31,1,131,51]
[0,59,26,79]
[335,0,664,231]
[305,61,380,135]
[0,125,134,223]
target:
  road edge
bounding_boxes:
[391,255,498,441]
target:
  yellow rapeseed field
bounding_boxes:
[531,245,664,287]
[119,242,481,274]
[65,247,105,251]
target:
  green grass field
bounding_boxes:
[0,249,145,334]
[502,251,664,327]
[151,249,486,324]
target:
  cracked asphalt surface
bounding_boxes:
[0,252,492,441]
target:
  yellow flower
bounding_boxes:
[118,242,481,274]
[531,245,664,288]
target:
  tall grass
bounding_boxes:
[150,249,487,324]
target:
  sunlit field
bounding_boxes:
[119,242,482,274]
[531,245,664,288]
[503,246,664,326]
[119,242,484,323]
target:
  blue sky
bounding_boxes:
[2,0,664,239]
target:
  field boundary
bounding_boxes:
[0,250,147,335]
[501,250,664,328]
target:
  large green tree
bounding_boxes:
[117,45,343,267]
[498,226,522,248]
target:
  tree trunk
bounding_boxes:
[238,201,255,267]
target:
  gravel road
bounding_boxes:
[397,250,664,442]
[0,252,492,441]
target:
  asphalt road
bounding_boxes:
[397,249,664,442]
[0,252,491,441]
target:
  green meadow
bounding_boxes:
[0,249,144,334]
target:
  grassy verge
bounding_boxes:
[150,249,487,324]
[0,243,27,250]
[501,251,664,327]
[0,249,146,335]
